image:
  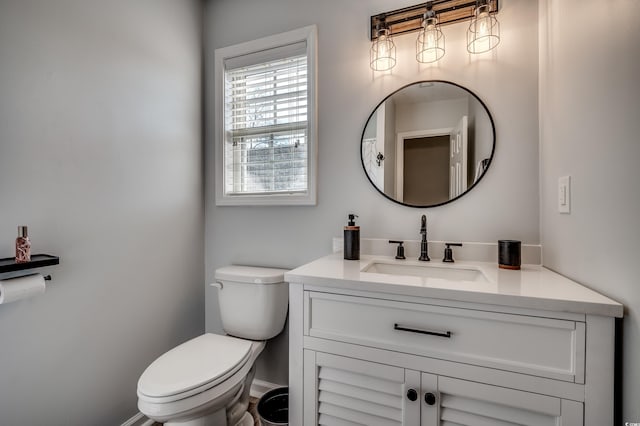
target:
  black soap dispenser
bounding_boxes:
[344,214,360,260]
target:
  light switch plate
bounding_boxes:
[558,175,571,214]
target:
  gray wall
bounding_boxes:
[539,0,640,421]
[205,0,539,385]
[0,1,204,424]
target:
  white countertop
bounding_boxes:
[285,254,623,318]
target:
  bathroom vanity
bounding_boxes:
[285,254,623,426]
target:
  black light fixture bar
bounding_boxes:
[370,0,499,40]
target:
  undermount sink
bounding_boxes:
[362,261,488,283]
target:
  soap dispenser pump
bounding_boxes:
[344,214,360,260]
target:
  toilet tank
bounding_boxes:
[214,266,289,340]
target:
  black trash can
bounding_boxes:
[257,387,288,426]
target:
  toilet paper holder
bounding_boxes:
[0,273,52,305]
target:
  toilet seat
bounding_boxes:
[138,334,253,403]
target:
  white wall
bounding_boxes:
[395,97,468,133]
[469,96,493,165]
[205,0,539,385]
[0,1,203,424]
[374,104,387,191]
[539,0,640,422]
[383,99,396,197]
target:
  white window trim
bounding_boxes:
[214,25,318,206]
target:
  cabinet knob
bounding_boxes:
[407,389,418,401]
[424,392,437,405]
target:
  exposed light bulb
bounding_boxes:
[426,25,436,47]
[378,34,389,56]
[371,27,396,71]
[467,3,500,54]
[478,12,489,37]
[416,13,445,63]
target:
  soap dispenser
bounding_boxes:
[343,214,360,260]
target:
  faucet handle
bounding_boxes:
[443,243,463,263]
[389,240,406,260]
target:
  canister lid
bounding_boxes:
[214,265,288,284]
[18,226,28,237]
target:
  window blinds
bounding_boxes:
[223,43,308,196]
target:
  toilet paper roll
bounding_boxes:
[0,273,46,304]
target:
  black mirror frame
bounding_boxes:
[360,80,496,208]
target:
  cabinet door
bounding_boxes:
[420,373,584,426]
[304,351,419,425]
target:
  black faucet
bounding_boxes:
[418,215,430,261]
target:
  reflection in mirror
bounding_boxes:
[361,81,495,208]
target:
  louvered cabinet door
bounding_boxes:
[304,351,419,425]
[421,373,584,426]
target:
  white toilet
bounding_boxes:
[137,266,289,426]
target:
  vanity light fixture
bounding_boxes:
[466,0,500,54]
[370,0,499,70]
[370,18,397,71]
[416,3,445,63]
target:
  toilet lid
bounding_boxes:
[215,265,287,284]
[137,334,252,398]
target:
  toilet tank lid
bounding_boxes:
[215,265,288,284]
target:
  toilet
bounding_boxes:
[137,266,289,426]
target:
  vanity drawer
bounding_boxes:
[305,291,585,383]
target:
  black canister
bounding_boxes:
[344,214,360,260]
[498,240,521,270]
[257,387,288,426]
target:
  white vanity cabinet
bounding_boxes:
[287,256,621,426]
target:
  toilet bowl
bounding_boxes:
[137,266,289,426]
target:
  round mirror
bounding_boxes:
[361,80,495,208]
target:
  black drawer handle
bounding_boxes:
[394,323,452,338]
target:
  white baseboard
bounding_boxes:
[121,412,154,426]
[250,379,286,399]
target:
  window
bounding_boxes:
[215,26,317,206]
